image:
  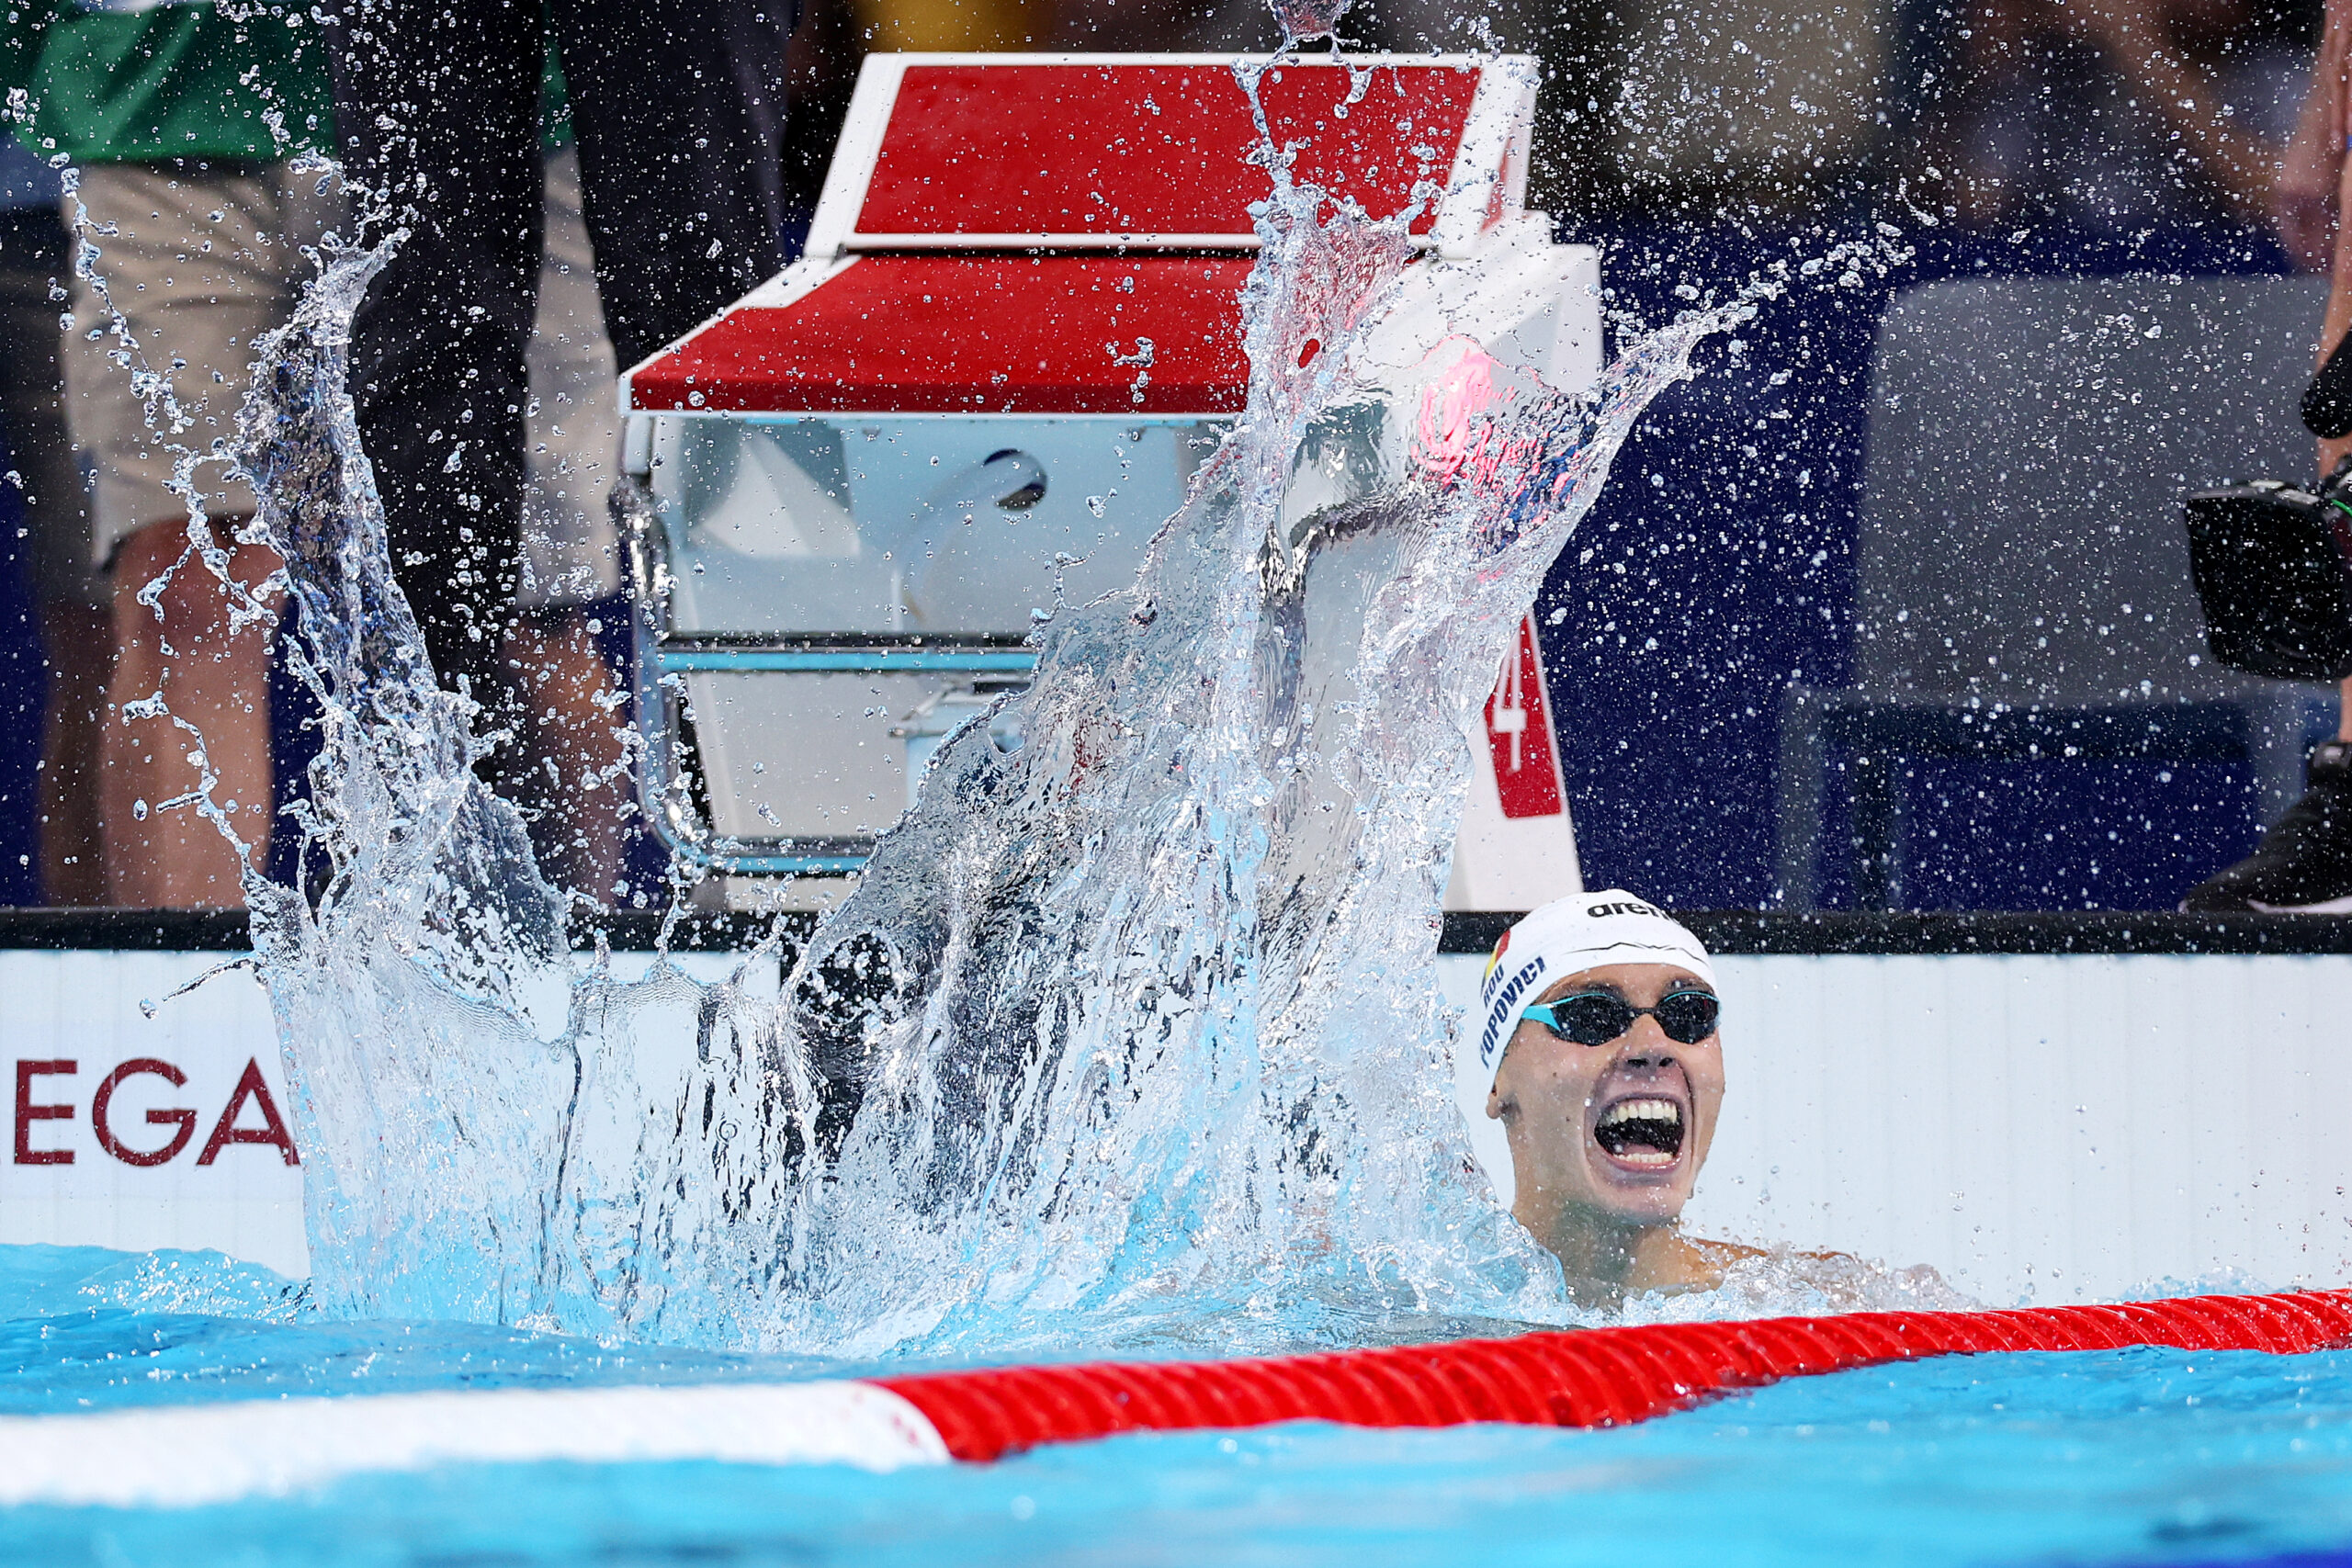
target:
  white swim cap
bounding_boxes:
[1467,890,1716,1100]
[1453,890,1716,1207]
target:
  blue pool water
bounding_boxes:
[6,1245,2352,1567]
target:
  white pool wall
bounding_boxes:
[0,950,752,1280]
[1440,952,2352,1306]
[6,948,2346,1307]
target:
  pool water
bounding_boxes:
[5,1246,2352,1567]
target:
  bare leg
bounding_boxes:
[36,601,107,906]
[101,515,281,908]
[501,613,628,904]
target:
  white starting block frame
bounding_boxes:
[618,53,1599,902]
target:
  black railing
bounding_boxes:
[6,908,2352,956]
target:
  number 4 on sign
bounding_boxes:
[1483,613,1565,820]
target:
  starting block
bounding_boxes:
[618,52,1598,908]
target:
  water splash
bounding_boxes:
[222,67,1919,1357]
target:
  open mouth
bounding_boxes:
[1592,1096,1685,1169]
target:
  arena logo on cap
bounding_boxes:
[1583,898,1668,920]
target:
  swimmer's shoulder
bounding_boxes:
[1629,1232,1772,1294]
[1679,1236,1865,1291]
[1679,1237,1965,1310]
[1694,1237,1864,1269]
[1690,1236,1770,1267]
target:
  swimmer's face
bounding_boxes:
[1486,962,1724,1226]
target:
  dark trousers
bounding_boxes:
[326,0,795,710]
[0,205,90,612]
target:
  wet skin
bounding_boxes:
[1486,961,1752,1303]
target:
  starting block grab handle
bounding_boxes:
[651,644,1040,676]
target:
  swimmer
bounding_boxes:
[1467,890,1761,1305]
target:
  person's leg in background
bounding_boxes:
[511,143,629,903]
[550,0,795,377]
[63,161,330,908]
[2321,104,2352,757]
[0,200,105,905]
[327,2,792,899]
[528,1,793,906]
[330,3,797,906]
[325,2,542,736]
[504,611,628,898]
[2185,110,2352,910]
[99,517,278,908]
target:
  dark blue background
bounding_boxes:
[0,429,43,908]
[1540,214,2295,910]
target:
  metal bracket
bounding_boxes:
[619,479,1039,877]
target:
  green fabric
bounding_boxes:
[543,40,571,153]
[2,2,333,165]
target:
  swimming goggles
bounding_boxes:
[1521,989,1719,1047]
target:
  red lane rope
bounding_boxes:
[874,1288,2352,1462]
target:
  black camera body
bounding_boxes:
[2183,470,2352,683]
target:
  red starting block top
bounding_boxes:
[625,53,1538,418]
[628,255,1255,417]
[842,60,1479,246]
